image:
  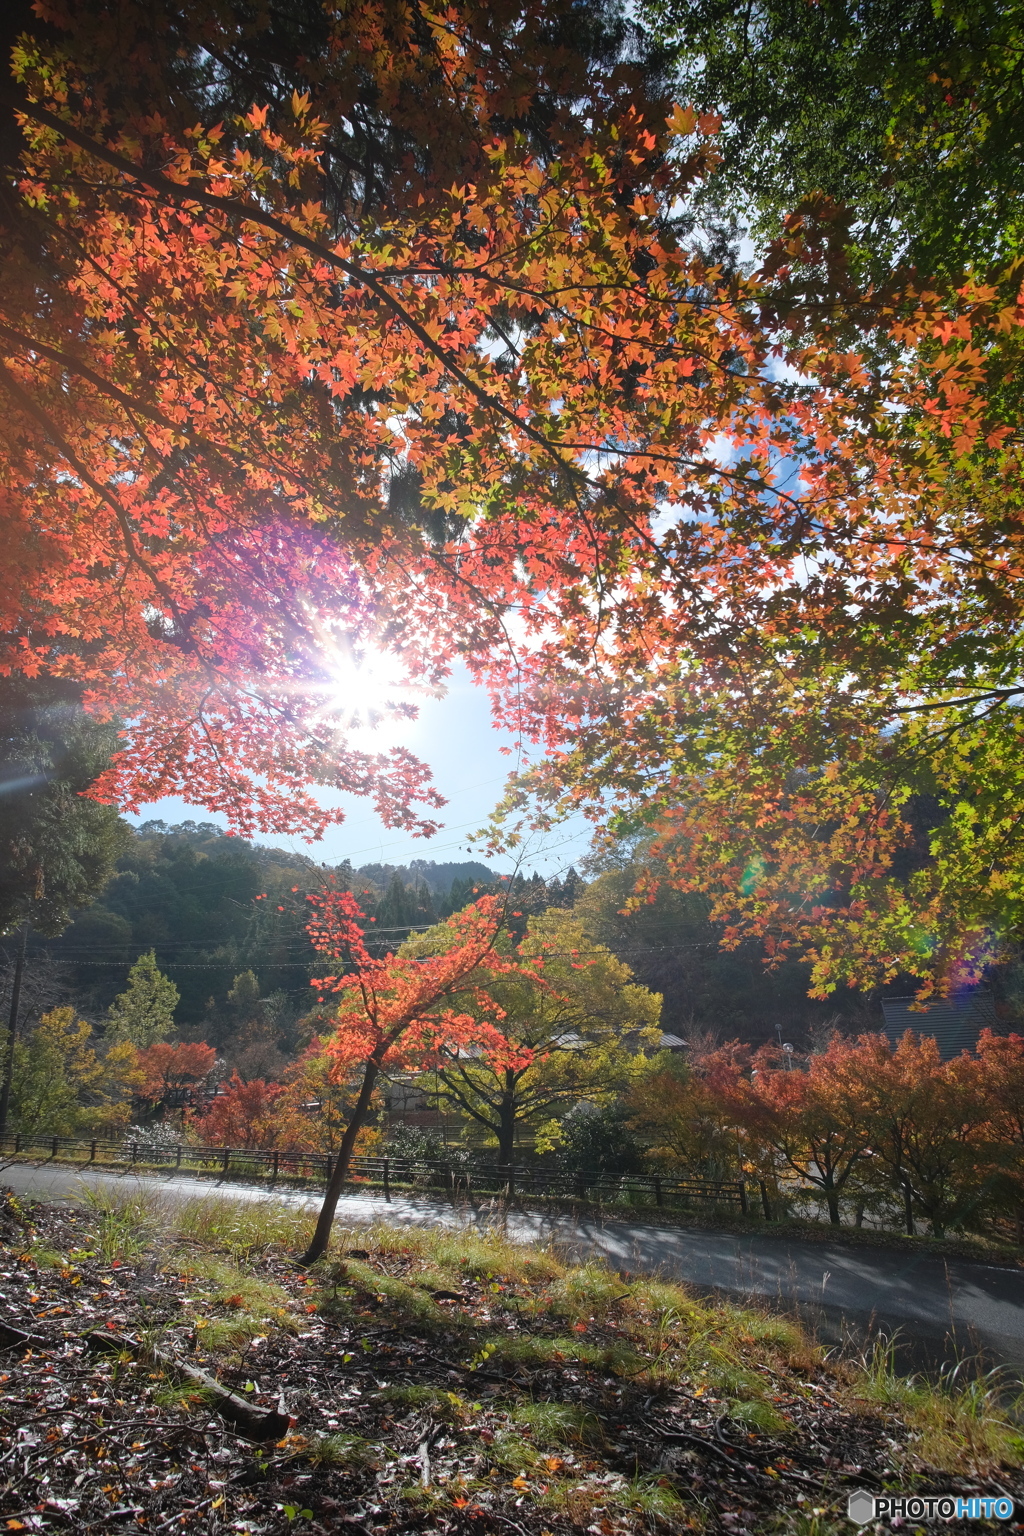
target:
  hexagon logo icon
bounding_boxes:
[847,1489,876,1524]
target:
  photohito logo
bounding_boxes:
[847,1490,1014,1523]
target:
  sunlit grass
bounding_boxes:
[376,1384,472,1424]
[171,1193,315,1258]
[79,1184,167,1263]
[510,1399,604,1447]
[850,1336,1024,1474]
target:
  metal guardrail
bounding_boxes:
[0,1131,747,1213]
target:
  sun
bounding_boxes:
[314,642,436,748]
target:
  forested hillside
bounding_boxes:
[9,821,890,1049]
[30,823,510,1030]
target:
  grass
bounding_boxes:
[170,1192,315,1258]
[850,1335,1024,1474]
[509,1399,604,1446]
[375,1384,473,1424]
[280,1431,379,1469]
[80,1184,1024,1471]
[80,1183,166,1263]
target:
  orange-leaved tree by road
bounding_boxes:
[629,1029,1024,1236]
[270,1037,382,1157]
[189,1073,283,1151]
[300,891,534,1264]
[738,1040,877,1227]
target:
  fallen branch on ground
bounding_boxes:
[85,1329,290,1441]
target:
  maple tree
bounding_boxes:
[844,1032,994,1237]
[134,1039,217,1107]
[626,1049,751,1185]
[189,1072,283,1150]
[736,1041,877,1226]
[1,2,1024,997]
[974,1028,1024,1231]
[0,0,680,840]
[299,889,529,1263]
[270,1036,379,1156]
[626,1029,1024,1236]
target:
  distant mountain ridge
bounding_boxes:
[348,858,497,893]
[133,822,500,894]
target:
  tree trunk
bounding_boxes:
[300,1056,379,1267]
[825,1185,841,1225]
[496,1089,516,1168]
[0,922,29,1140]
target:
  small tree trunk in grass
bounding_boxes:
[300,1057,379,1267]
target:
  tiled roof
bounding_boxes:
[880,993,999,1061]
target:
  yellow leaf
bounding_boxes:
[666,103,697,138]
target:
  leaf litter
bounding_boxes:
[0,1188,1022,1535]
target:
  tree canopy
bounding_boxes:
[4,1,1024,997]
[649,0,1024,282]
[105,950,179,1047]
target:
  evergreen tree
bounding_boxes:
[106,951,179,1046]
[0,676,131,936]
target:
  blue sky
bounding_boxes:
[131,663,596,878]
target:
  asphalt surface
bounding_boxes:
[4,1161,1023,1370]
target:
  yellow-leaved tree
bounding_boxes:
[3,1008,141,1137]
[403,910,662,1164]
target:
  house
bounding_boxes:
[880,992,1000,1061]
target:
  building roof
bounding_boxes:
[880,993,999,1061]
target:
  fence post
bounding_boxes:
[175,1144,182,1169]
[738,1182,748,1217]
[272,1149,279,1180]
[383,1158,391,1203]
[222,1147,230,1175]
[89,1139,96,1164]
[653,1176,663,1207]
[14,1132,20,1154]
[759,1180,772,1221]
[324,1154,333,1186]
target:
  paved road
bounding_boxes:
[5,1161,1023,1370]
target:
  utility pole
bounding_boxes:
[0,922,29,1139]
